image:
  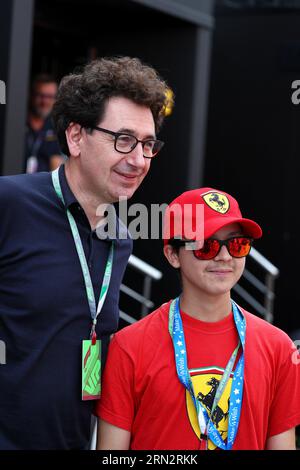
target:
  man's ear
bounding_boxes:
[65,123,83,158]
[163,244,181,269]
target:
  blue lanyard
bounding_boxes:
[168,297,246,450]
[51,168,114,339]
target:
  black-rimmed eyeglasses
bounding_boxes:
[90,126,164,159]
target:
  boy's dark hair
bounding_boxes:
[168,238,182,254]
[52,56,171,156]
[166,238,182,286]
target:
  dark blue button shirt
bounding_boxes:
[24,115,62,172]
[0,165,132,449]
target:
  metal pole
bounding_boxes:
[141,275,152,318]
[187,26,213,188]
[3,0,34,175]
[264,273,275,324]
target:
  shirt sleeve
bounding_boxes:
[94,334,136,432]
[267,339,300,437]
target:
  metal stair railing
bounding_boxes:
[232,247,279,323]
[119,254,163,325]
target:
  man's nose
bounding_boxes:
[125,142,147,169]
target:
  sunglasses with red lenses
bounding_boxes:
[172,236,253,260]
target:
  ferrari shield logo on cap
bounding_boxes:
[202,192,229,214]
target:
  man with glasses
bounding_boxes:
[24,74,64,173]
[96,187,300,450]
[0,56,170,449]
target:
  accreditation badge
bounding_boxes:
[81,339,101,400]
[26,156,38,174]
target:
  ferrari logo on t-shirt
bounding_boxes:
[186,367,233,450]
[202,192,229,214]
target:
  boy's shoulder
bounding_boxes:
[241,306,294,350]
[114,300,172,348]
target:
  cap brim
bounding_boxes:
[203,217,262,239]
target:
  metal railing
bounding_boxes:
[232,247,279,323]
[119,254,163,325]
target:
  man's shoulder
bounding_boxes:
[0,173,54,235]
[44,115,55,129]
[0,172,52,199]
[0,172,54,226]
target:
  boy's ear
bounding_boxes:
[163,244,181,269]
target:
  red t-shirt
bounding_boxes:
[95,300,300,450]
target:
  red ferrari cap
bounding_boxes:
[163,187,262,244]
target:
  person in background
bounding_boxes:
[0,56,170,449]
[96,187,300,450]
[24,73,64,173]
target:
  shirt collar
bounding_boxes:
[57,164,128,243]
[58,163,78,209]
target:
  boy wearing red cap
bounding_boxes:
[95,188,300,450]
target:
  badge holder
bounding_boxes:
[82,333,101,401]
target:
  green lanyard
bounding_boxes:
[51,168,114,341]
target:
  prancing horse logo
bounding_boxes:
[186,369,232,450]
[197,377,230,431]
[202,192,229,214]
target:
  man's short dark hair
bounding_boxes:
[52,56,171,156]
[31,73,57,93]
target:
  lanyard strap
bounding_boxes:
[51,168,114,335]
[168,297,246,450]
[28,129,45,156]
